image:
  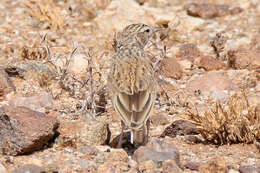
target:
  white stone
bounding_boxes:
[68,53,89,75]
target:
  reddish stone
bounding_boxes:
[0,105,59,155]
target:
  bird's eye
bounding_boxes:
[145,29,150,33]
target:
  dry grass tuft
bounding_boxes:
[187,92,260,145]
[20,46,47,60]
[25,0,65,31]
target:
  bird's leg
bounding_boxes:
[117,120,125,148]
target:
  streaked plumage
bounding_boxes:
[107,23,157,147]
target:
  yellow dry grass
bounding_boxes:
[187,92,260,145]
[25,0,65,31]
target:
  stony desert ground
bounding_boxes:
[0,0,260,172]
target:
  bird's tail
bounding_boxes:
[132,120,149,146]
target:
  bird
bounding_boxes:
[107,23,157,147]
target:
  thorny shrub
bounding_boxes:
[187,92,260,145]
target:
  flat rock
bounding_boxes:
[57,120,110,147]
[161,120,199,138]
[0,68,15,100]
[0,105,59,155]
[133,138,180,167]
[9,92,53,112]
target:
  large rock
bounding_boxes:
[133,139,180,167]
[9,92,53,113]
[0,69,15,100]
[0,105,59,155]
[57,120,110,147]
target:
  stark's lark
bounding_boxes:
[107,23,157,147]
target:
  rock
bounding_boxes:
[13,62,55,87]
[57,120,110,147]
[9,92,53,112]
[0,163,7,173]
[93,151,110,167]
[11,164,46,173]
[68,53,89,75]
[94,0,151,34]
[239,165,260,173]
[97,161,131,173]
[176,43,201,63]
[79,146,99,155]
[185,3,242,19]
[186,71,238,93]
[94,0,176,35]
[199,158,227,173]
[0,105,59,155]
[78,160,97,172]
[161,120,199,138]
[162,160,183,173]
[0,68,15,100]
[158,57,183,79]
[184,161,200,171]
[228,46,260,70]
[138,160,160,173]
[133,138,180,167]
[198,56,226,71]
[107,149,129,162]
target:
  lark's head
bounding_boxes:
[117,23,158,49]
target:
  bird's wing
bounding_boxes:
[108,56,156,129]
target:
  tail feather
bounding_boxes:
[132,123,148,146]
